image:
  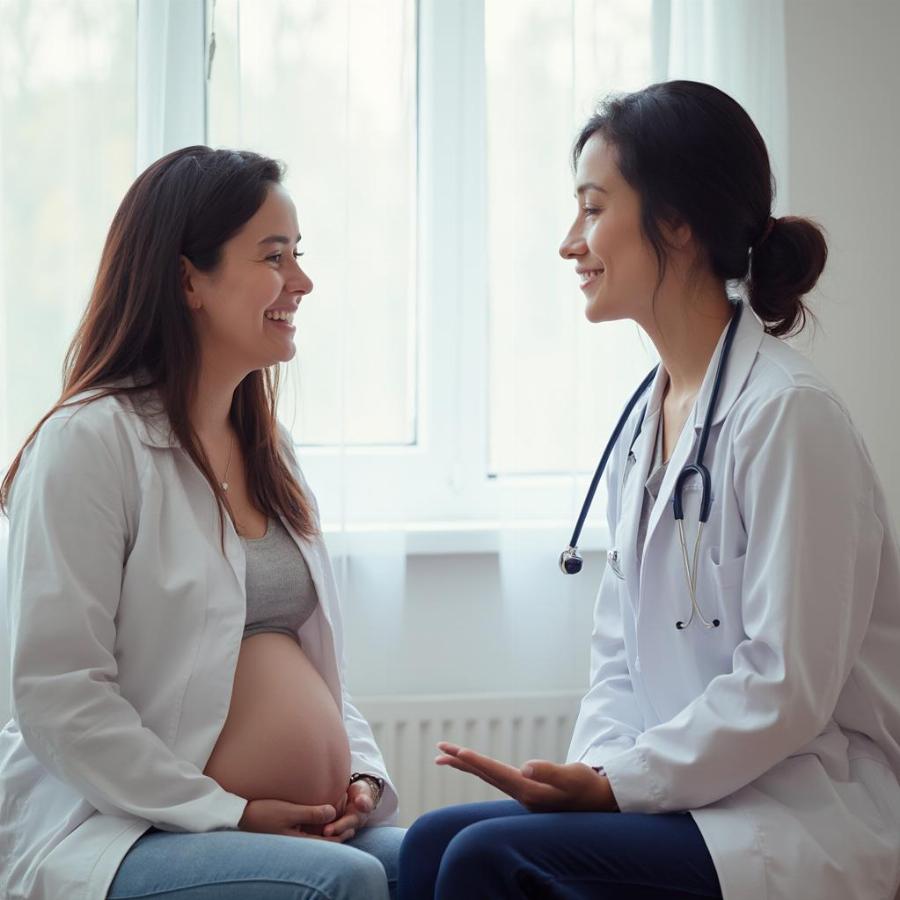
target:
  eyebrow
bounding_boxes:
[575,183,609,196]
[257,233,302,246]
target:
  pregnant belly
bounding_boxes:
[204,632,351,809]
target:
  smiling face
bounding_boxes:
[183,183,313,373]
[559,133,663,324]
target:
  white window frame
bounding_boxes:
[135,0,614,549]
[136,0,206,170]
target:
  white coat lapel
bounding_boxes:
[221,521,247,598]
[126,392,251,599]
[642,303,764,565]
[641,404,700,577]
[617,366,668,595]
[691,302,765,432]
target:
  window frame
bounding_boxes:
[133,0,616,537]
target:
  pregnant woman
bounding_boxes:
[0,147,404,900]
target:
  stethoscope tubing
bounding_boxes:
[673,301,743,523]
[561,302,743,630]
[564,363,659,554]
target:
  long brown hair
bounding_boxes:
[1,146,316,539]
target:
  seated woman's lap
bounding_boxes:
[398,800,722,900]
[107,825,406,900]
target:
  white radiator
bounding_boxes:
[356,691,583,827]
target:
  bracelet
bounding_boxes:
[349,772,385,809]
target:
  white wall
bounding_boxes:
[339,545,601,700]
[785,0,900,529]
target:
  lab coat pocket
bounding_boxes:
[698,549,746,634]
[709,550,746,591]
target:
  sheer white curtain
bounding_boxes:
[0,0,791,718]
[493,0,657,650]
[205,0,418,698]
[0,0,136,468]
[202,0,660,699]
[494,0,790,700]
[663,0,790,213]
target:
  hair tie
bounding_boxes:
[754,215,777,250]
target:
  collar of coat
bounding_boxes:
[641,301,765,436]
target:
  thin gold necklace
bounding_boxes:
[220,433,234,492]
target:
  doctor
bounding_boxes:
[0,147,404,900]
[398,81,900,899]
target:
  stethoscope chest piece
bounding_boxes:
[559,547,583,575]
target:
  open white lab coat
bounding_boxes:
[568,306,900,900]
[0,393,398,900]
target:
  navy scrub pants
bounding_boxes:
[398,800,722,899]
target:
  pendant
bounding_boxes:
[221,482,229,491]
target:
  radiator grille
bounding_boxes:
[356,691,582,826]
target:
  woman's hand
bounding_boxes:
[435,742,618,813]
[238,798,338,838]
[322,779,378,842]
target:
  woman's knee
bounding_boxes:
[398,808,479,900]
[320,848,390,900]
[435,820,517,894]
[109,831,391,900]
[403,801,518,854]
[400,806,465,864]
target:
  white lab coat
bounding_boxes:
[0,391,398,900]
[567,306,900,899]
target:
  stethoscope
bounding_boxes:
[559,301,743,631]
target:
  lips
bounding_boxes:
[264,309,295,325]
[578,268,604,288]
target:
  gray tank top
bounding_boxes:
[241,518,319,640]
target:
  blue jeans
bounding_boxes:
[398,800,722,899]
[107,824,406,900]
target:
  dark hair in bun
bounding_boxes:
[573,80,827,337]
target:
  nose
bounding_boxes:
[559,221,586,260]
[286,256,313,300]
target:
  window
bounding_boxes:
[207,0,418,448]
[0,0,136,459]
[1,0,658,530]
[206,0,657,524]
[485,0,656,476]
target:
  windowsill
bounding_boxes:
[321,520,611,557]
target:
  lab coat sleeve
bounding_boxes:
[602,386,882,813]
[328,577,400,825]
[567,441,645,767]
[281,428,400,825]
[8,409,248,831]
[341,687,400,825]
[567,563,645,766]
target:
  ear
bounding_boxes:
[180,255,203,310]
[661,218,693,251]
